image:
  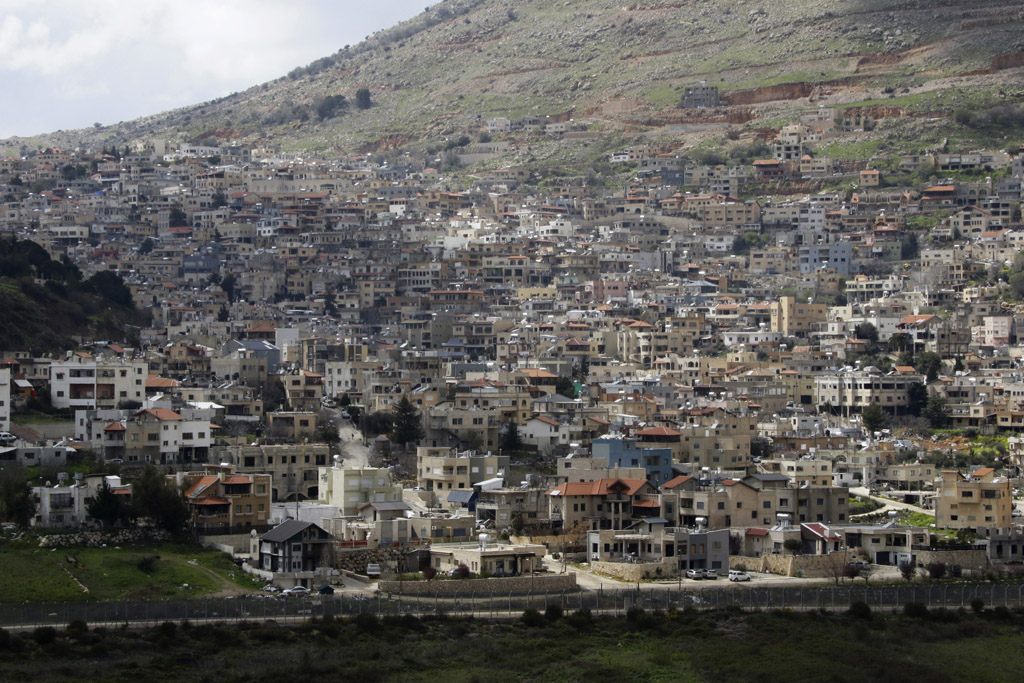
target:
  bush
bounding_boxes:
[32,626,57,645]
[422,566,437,581]
[158,621,177,639]
[970,598,985,614]
[455,563,471,579]
[903,602,928,618]
[521,608,545,627]
[848,601,872,620]
[137,555,159,573]
[926,561,947,580]
[898,560,917,581]
[544,604,563,621]
[353,613,378,632]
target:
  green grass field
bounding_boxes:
[0,541,262,603]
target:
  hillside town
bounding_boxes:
[3,106,1024,590]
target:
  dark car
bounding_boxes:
[316,584,334,595]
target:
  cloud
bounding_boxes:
[0,0,426,137]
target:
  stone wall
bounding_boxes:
[592,559,674,582]
[914,549,988,574]
[735,552,849,578]
[37,528,171,548]
[378,573,576,595]
[332,546,405,575]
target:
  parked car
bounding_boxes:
[848,560,870,570]
[728,570,751,582]
[0,432,17,444]
[316,584,335,595]
[340,411,351,419]
[685,568,703,580]
[365,563,381,578]
[702,569,719,580]
[282,585,310,596]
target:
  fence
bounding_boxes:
[2,582,1022,630]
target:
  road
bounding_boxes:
[323,407,369,468]
[850,486,932,518]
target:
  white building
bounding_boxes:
[49,352,147,410]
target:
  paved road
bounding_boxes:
[324,408,369,467]
[850,486,932,518]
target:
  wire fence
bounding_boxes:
[2,582,1022,630]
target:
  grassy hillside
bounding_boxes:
[5,0,1024,161]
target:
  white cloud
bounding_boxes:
[0,0,427,137]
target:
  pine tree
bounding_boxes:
[390,396,424,447]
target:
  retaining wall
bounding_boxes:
[379,573,576,595]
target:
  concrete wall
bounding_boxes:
[200,533,255,555]
[378,573,576,595]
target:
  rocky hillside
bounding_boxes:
[8,0,1024,160]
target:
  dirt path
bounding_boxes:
[163,557,254,598]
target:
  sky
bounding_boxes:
[0,0,425,139]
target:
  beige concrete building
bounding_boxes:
[935,468,1012,531]
[770,296,827,337]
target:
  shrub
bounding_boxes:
[455,563,471,579]
[949,564,963,579]
[32,626,57,645]
[137,555,159,573]
[848,601,872,620]
[521,608,545,627]
[926,561,947,580]
[422,566,437,581]
[66,620,88,636]
[970,598,985,614]
[353,612,378,632]
[544,604,563,621]
[158,621,177,639]
[898,560,917,581]
[903,602,928,618]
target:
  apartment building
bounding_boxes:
[935,468,1012,531]
[49,352,148,410]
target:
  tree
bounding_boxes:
[923,394,950,429]
[783,538,803,555]
[0,468,36,528]
[898,559,917,581]
[390,396,424,447]
[905,382,928,417]
[211,191,228,208]
[499,421,523,454]
[168,207,188,227]
[355,88,372,110]
[220,273,238,303]
[138,237,156,255]
[316,94,348,120]
[360,411,393,439]
[132,466,189,533]
[84,271,134,308]
[555,376,576,399]
[915,351,942,383]
[887,332,912,353]
[861,402,887,434]
[87,480,129,527]
[854,322,878,345]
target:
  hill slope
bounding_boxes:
[8,0,1024,158]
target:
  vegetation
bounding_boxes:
[390,396,425,448]
[4,609,1024,681]
[0,239,144,351]
[0,540,260,603]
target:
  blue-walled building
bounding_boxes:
[591,437,673,487]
